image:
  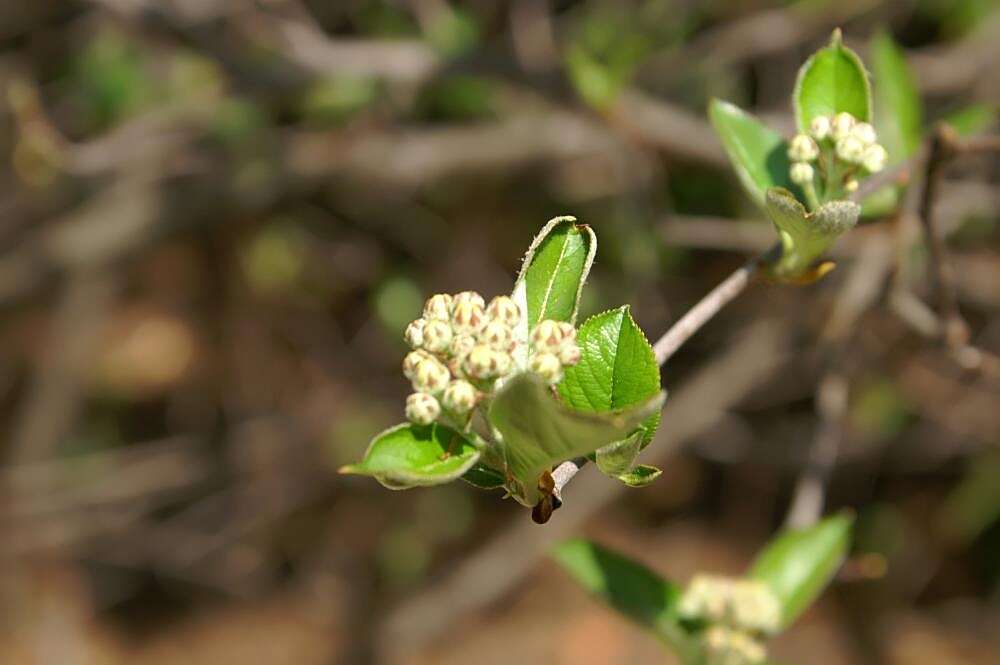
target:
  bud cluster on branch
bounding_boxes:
[790,111,888,208]
[401,291,581,426]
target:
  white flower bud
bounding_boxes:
[844,178,859,193]
[412,356,451,394]
[493,351,512,377]
[530,319,564,351]
[421,318,453,353]
[486,295,521,327]
[789,161,814,185]
[423,293,453,321]
[529,351,563,384]
[559,342,582,366]
[809,115,831,140]
[464,344,501,380]
[831,112,856,140]
[452,290,485,310]
[404,318,426,349]
[861,143,887,173]
[678,574,730,622]
[835,135,865,163]
[703,626,766,665]
[731,581,782,635]
[480,320,513,351]
[452,301,487,334]
[851,121,877,146]
[402,350,432,380]
[405,392,440,425]
[442,380,478,414]
[556,322,577,345]
[449,333,476,359]
[787,134,819,162]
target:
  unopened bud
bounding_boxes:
[530,351,563,384]
[404,318,426,349]
[835,135,865,163]
[556,322,577,345]
[703,626,766,665]
[422,319,453,353]
[851,121,877,146]
[831,112,856,140]
[789,161,814,185]
[464,344,501,380]
[486,295,521,327]
[844,178,859,193]
[809,115,831,140]
[452,301,487,334]
[452,290,485,310]
[559,343,582,366]
[480,320,513,351]
[731,581,781,635]
[412,357,451,394]
[403,350,431,380]
[450,333,477,359]
[405,392,440,425]
[423,293,453,321]
[531,319,564,351]
[861,143,887,173]
[442,380,478,414]
[788,134,819,162]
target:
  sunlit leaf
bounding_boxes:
[794,30,872,133]
[709,98,798,209]
[340,423,479,489]
[749,512,854,627]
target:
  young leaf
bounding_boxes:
[708,98,798,209]
[871,30,922,161]
[339,423,479,489]
[594,431,644,476]
[559,305,662,444]
[552,539,697,657]
[794,29,872,133]
[461,462,506,490]
[616,464,662,487]
[942,103,998,137]
[749,512,854,627]
[766,187,860,280]
[512,216,596,329]
[489,372,665,506]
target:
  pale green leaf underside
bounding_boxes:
[552,539,696,657]
[515,216,596,327]
[709,98,797,208]
[616,464,662,487]
[340,422,479,489]
[766,187,860,278]
[794,34,872,132]
[749,512,854,627]
[489,372,665,505]
[461,463,506,490]
[942,104,998,137]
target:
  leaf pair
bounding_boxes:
[553,513,854,662]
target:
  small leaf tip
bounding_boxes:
[829,28,843,47]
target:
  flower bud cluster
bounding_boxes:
[400,291,582,425]
[678,574,782,635]
[702,625,767,665]
[677,574,780,665]
[789,112,888,196]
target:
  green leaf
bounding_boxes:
[794,29,872,133]
[594,431,644,476]
[461,462,506,490]
[339,423,479,489]
[559,305,662,443]
[749,512,854,627]
[766,188,860,279]
[552,539,696,656]
[513,216,596,329]
[489,373,665,506]
[871,30,922,162]
[616,464,662,487]
[709,98,798,209]
[942,104,998,137]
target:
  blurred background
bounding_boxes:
[1,1,998,663]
